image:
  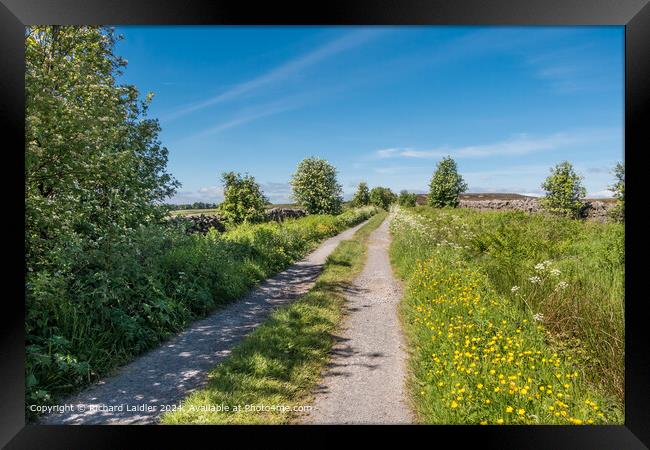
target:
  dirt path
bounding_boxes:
[302,214,412,424]
[39,221,368,425]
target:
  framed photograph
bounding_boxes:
[2,0,648,447]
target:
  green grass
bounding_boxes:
[26,206,378,419]
[389,205,623,425]
[161,211,388,424]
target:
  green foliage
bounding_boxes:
[25,208,377,419]
[161,211,386,424]
[540,161,586,219]
[351,181,370,207]
[218,171,268,225]
[25,26,179,273]
[390,206,624,423]
[608,162,624,222]
[398,190,417,207]
[369,186,397,210]
[290,157,343,214]
[428,156,468,208]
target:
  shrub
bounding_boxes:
[218,171,268,225]
[351,181,370,207]
[290,157,343,215]
[369,186,397,210]
[540,161,586,219]
[398,190,417,207]
[428,156,467,208]
[608,162,624,222]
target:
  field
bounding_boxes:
[389,205,624,424]
[25,206,377,418]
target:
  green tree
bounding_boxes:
[428,156,468,207]
[369,186,397,210]
[218,171,268,224]
[540,161,587,218]
[351,181,370,207]
[25,26,179,272]
[608,162,625,222]
[398,190,417,207]
[290,157,343,214]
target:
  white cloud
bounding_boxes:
[162,29,385,122]
[372,129,618,160]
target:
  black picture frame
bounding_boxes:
[1,0,648,448]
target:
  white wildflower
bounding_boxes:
[555,281,568,291]
[533,312,544,322]
[511,286,520,293]
[529,276,542,284]
[550,268,561,277]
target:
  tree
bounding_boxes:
[540,161,586,218]
[218,172,268,224]
[25,26,179,272]
[290,157,343,214]
[351,182,370,207]
[398,190,417,207]
[428,156,468,207]
[369,186,397,210]
[608,162,625,222]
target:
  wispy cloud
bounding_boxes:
[373,129,617,160]
[526,43,622,94]
[162,29,385,122]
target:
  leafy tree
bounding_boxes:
[428,156,468,207]
[398,190,417,207]
[351,182,370,207]
[290,157,343,214]
[218,171,268,224]
[608,162,625,222]
[540,161,586,219]
[369,186,397,210]
[25,26,179,272]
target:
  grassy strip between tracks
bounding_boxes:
[161,211,388,424]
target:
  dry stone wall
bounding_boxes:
[169,208,308,235]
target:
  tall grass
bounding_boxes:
[389,205,623,424]
[25,206,378,418]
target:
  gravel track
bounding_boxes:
[39,221,368,425]
[302,214,413,424]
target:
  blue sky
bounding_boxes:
[114,26,624,204]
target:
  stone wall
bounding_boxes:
[458,198,615,222]
[265,207,307,222]
[168,208,308,234]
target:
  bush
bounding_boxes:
[369,186,397,210]
[290,157,343,214]
[540,161,586,219]
[351,181,370,207]
[25,207,377,419]
[398,190,417,207]
[218,171,268,225]
[428,156,468,208]
[608,162,624,222]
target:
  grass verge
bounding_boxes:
[161,210,388,424]
[390,205,623,425]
